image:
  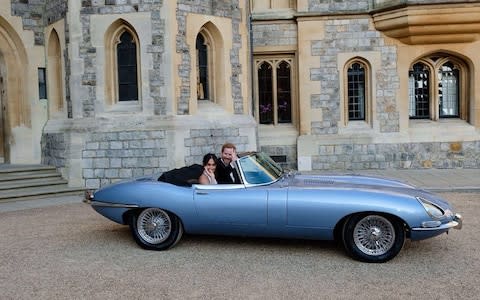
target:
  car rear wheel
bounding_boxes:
[342,214,405,263]
[129,208,183,250]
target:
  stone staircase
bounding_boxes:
[0,164,85,203]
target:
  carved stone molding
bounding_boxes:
[372,4,480,44]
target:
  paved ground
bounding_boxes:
[0,195,84,213]
[0,191,478,299]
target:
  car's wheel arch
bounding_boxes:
[123,208,140,225]
[125,207,186,250]
[333,211,411,242]
[123,207,185,230]
[337,211,411,262]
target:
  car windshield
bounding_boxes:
[238,152,283,184]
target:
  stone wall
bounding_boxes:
[11,0,67,45]
[11,0,45,45]
[82,130,167,188]
[77,125,252,189]
[185,127,250,166]
[40,112,255,188]
[311,17,399,134]
[176,0,244,114]
[252,22,297,47]
[78,1,166,117]
[312,141,480,170]
[45,0,67,25]
[308,0,370,12]
[41,132,67,168]
[259,145,297,170]
[305,0,476,12]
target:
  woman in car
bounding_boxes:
[199,153,218,185]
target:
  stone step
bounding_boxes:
[0,164,84,202]
[0,185,85,203]
[0,164,56,173]
[0,171,60,182]
[0,177,68,191]
[0,165,57,179]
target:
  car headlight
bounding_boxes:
[416,197,444,219]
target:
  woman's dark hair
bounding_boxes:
[202,153,218,166]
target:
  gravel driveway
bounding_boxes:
[0,192,478,299]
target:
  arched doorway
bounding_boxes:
[0,55,6,163]
[0,17,29,164]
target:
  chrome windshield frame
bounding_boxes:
[236,152,284,186]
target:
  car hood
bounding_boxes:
[289,173,415,189]
[285,173,452,209]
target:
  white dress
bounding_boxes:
[203,171,217,184]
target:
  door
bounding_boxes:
[193,185,268,225]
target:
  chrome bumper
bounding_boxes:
[84,190,94,204]
[453,213,463,230]
[412,213,463,231]
[83,190,138,208]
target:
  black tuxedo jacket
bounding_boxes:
[215,158,240,184]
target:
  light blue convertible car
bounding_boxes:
[84,152,462,263]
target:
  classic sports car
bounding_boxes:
[84,152,462,263]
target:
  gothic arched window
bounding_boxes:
[347,62,366,121]
[117,31,138,101]
[409,54,465,120]
[409,62,430,119]
[343,58,371,125]
[258,61,273,124]
[196,33,209,100]
[254,57,295,125]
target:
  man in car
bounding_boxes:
[215,143,240,184]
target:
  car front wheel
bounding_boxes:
[342,214,405,263]
[129,208,183,250]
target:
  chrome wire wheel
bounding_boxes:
[353,215,395,256]
[136,208,172,244]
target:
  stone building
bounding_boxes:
[252,0,480,172]
[0,0,479,188]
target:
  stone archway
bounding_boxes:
[0,17,29,163]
